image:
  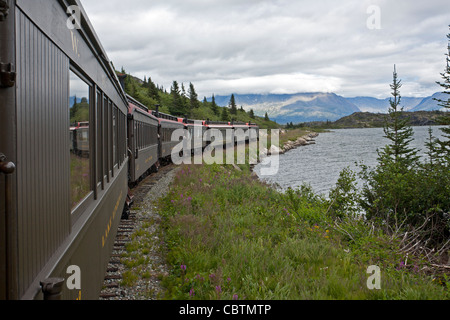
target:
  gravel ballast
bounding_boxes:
[99,165,180,300]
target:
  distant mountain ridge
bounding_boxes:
[210,92,446,124]
[346,96,425,113]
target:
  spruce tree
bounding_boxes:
[211,94,220,116]
[229,94,237,115]
[264,112,270,122]
[188,82,199,110]
[377,65,418,169]
[221,107,229,122]
[434,25,450,160]
[147,77,160,102]
[170,81,185,116]
[360,66,419,223]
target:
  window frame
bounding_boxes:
[69,66,94,222]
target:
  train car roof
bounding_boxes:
[69,0,128,106]
[206,124,234,128]
[127,94,149,112]
[177,118,205,126]
[150,110,184,124]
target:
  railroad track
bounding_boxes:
[99,163,176,300]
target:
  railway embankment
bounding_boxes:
[100,165,180,300]
[102,130,449,301]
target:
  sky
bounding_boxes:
[80,0,450,99]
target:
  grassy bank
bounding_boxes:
[157,163,449,300]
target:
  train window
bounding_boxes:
[103,97,108,182]
[113,106,117,167]
[97,90,103,187]
[69,70,91,209]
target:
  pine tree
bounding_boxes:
[434,25,450,160]
[249,109,255,119]
[229,94,237,115]
[264,112,270,122]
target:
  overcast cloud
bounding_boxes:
[80,0,450,99]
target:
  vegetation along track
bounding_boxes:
[99,164,179,300]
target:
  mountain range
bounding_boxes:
[210,92,448,124]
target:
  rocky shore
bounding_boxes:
[266,132,319,156]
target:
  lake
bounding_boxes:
[254,126,447,196]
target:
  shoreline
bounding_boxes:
[265,131,320,156]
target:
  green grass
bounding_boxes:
[157,164,449,300]
[278,128,310,147]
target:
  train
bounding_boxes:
[0,0,259,300]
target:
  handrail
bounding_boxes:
[0,152,17,299]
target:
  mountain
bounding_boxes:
[211,93,360,124]
[347,96,424,113]
[210,92,446,124]
[410,92,448,111]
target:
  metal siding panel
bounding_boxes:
[16,10,71,298]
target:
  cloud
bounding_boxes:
[80,0,450,98]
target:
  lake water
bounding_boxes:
[254,126,446,196]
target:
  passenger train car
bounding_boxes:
[127,95,159,185]
[0,0,259,300]
[179,118,207,156]
[70,122,90,157]
[151,109,186,161]
[0,0,129,300]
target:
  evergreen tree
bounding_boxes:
[147,77,160,102]
[180,83,189,112]
[377,65,419,169]
[360,66,419,223]
[221,107,229,122]
[181,83,187,98]
[249,109,255,119]
[434,25,450,160]
[229,94,237,115]
[124,73,137,97]
[424,127,440,166]
[170,81,186,116]
[188,82,199,110]
[264,112,270,122]
[211,94,220,116]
